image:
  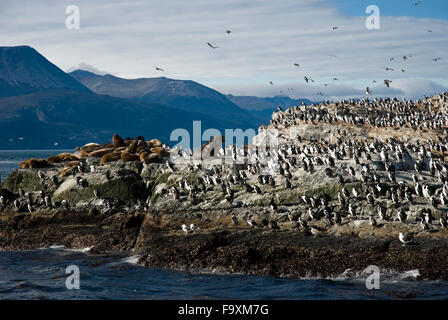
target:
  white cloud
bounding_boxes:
[66,62,109,75]
[0,0,447,100]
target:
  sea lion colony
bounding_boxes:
[1,92,448,242]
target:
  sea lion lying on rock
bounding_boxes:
[47,153,80,164]
[121,151,140,162]
[100,152,121,166]
[60,161,81,177]
[88,148,115,158]
[19,158,49,169]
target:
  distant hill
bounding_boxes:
[70,70,257,125]
[0,90,241,149]
[0,46,259,149]
[226,94,314,111]
[0,46,90,97]
[226,94,315,122]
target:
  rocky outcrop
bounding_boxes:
[2,93,448,280]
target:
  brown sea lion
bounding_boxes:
[139,151,147,162]
[19,159,49,169]
[47,153,80,164]
[114,147,126,152]
[150,146,169,157]
[65,161,81,168]
[149,139,162,147]
[142,153,161,164]
[145,141,154,149]
[100,152,121,166]
[88,148,114,158]
[121,151,140,162]
[126,140,138,154]
[113,134,126,148]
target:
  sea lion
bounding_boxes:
[139,151,149,162]
[113,134,126,148]
[146,141,154,149]
[126,140,138,154]
[19,159,49,169]
[80,143,101,157]
[59,161,81,177]
[100,152,121,166]
[142,153,161,164]
[149,139,162,147]
[114,147,126,152]
[88,148,114,158]
[47,153,80,164]
[136,146,147,154]
[128,140,138,152]
[121,151,140,162]
[150,146,169,157]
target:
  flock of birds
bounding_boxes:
[152,0,443,99]
[163,92,448,244]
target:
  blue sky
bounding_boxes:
[335,0,448,20]
[0,0,447,100]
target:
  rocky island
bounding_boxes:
[1,92,448,280]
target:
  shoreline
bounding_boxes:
[1,209,448,281]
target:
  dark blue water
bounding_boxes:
[1,151,448,300]
[0,150,72,184]
[1,249,448,300]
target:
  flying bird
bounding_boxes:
[332,26,338,30]
[365,87,371,95]
[433,57,442,61]
[304,76,314,83]
[413,1,421,6]
[155,66,164,72]
[226,30,232,34]
[294,63,300,67]
[207,42,218,49]
[384,67,395,71]
[269,81,274,85]
[384,79,392,87]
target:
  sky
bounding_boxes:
[0,0,447,100]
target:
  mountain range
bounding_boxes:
[0,45,311,149]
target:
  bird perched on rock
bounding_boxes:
[399,232,414,246]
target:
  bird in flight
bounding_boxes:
[384,80,392,88]
[155,66,164,72]
[294,63,300,67]
[317,92,324,96]
[401,69,406,72]
[304,76,314,83]
[413,1,422,6]
[207,42,218,49]
[372,80,377,83]
[226,30,232,34]
[433,57,442,61]
[428,29,432,32]
[269,81,274,85]
[365,87,371,95]
[332,26,338,30]
[332,77,338,81]
[389,57,395,61]
[384,67,395,71]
